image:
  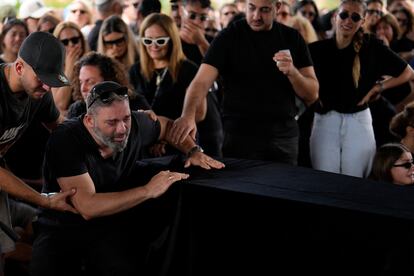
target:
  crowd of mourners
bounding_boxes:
[2,0,414,274]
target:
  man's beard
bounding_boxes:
[92,124,130,153]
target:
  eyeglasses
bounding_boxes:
[2,16,17,25]
[338,11,363,23]
[393,161,414,169]
[366,9,383,16]
[396,17,408,26]
[171,3,179,11]
[103,36,125,46]
[71,9,86,14]
[205,27,218,33]
[300,11,315,17]
[61,36,81,46]
[391,8,405,15]
[183,9,208,22]
[277,11,290,18]
[141,37,170,47]
[87,86,129,109]
[223,11,237,16]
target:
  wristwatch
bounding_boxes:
[187,145,203,158]
[41,192,58,197]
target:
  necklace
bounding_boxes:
[155,68,168,87]
[151,68,168,108]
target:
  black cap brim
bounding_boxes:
[36,70,70,88]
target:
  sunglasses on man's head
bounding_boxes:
[103,36,125,46]
[87,86,129,109]
[141,37,170,47]
[61,36,81,46]
[338,11,363,23]
[393,161,414,169]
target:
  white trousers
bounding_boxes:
[310,109,376,178]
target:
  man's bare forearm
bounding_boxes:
[0,167,47,208]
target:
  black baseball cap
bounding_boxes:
[18,31,70,87]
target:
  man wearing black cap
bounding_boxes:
[0,31,77,258]
[30,81,224,275]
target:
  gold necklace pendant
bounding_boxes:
[156,74,162,87]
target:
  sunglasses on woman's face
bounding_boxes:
[71,9,86,14]
[301,11,315,17]
[141,37,170,47]
[61,36,81,46]
[103,36,126,46]
[338,11,363,23]
[393,161,414,169]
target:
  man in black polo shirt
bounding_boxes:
[31,81,224,275]
[172,0,319,164]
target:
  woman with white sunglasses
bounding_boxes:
[129,13,206,156]
[308,0,414,178]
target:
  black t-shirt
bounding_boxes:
[40,111,160,226]
[129,59,198,119]
[0,63,60,157]
[391,37,414,53]
[309,35,407,114]
[203,19,312,135]
[181,35,214,65]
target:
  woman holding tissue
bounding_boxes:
[308,0,414,178]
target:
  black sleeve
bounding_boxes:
[203,27,231,73]
[376,39,408,77]
[45,124,88,178]
[36,92,60,124]
[129,93,151,111]
[290,29,313,69]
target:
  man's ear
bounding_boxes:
[15,60,24,76]
[84,114,94,128]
